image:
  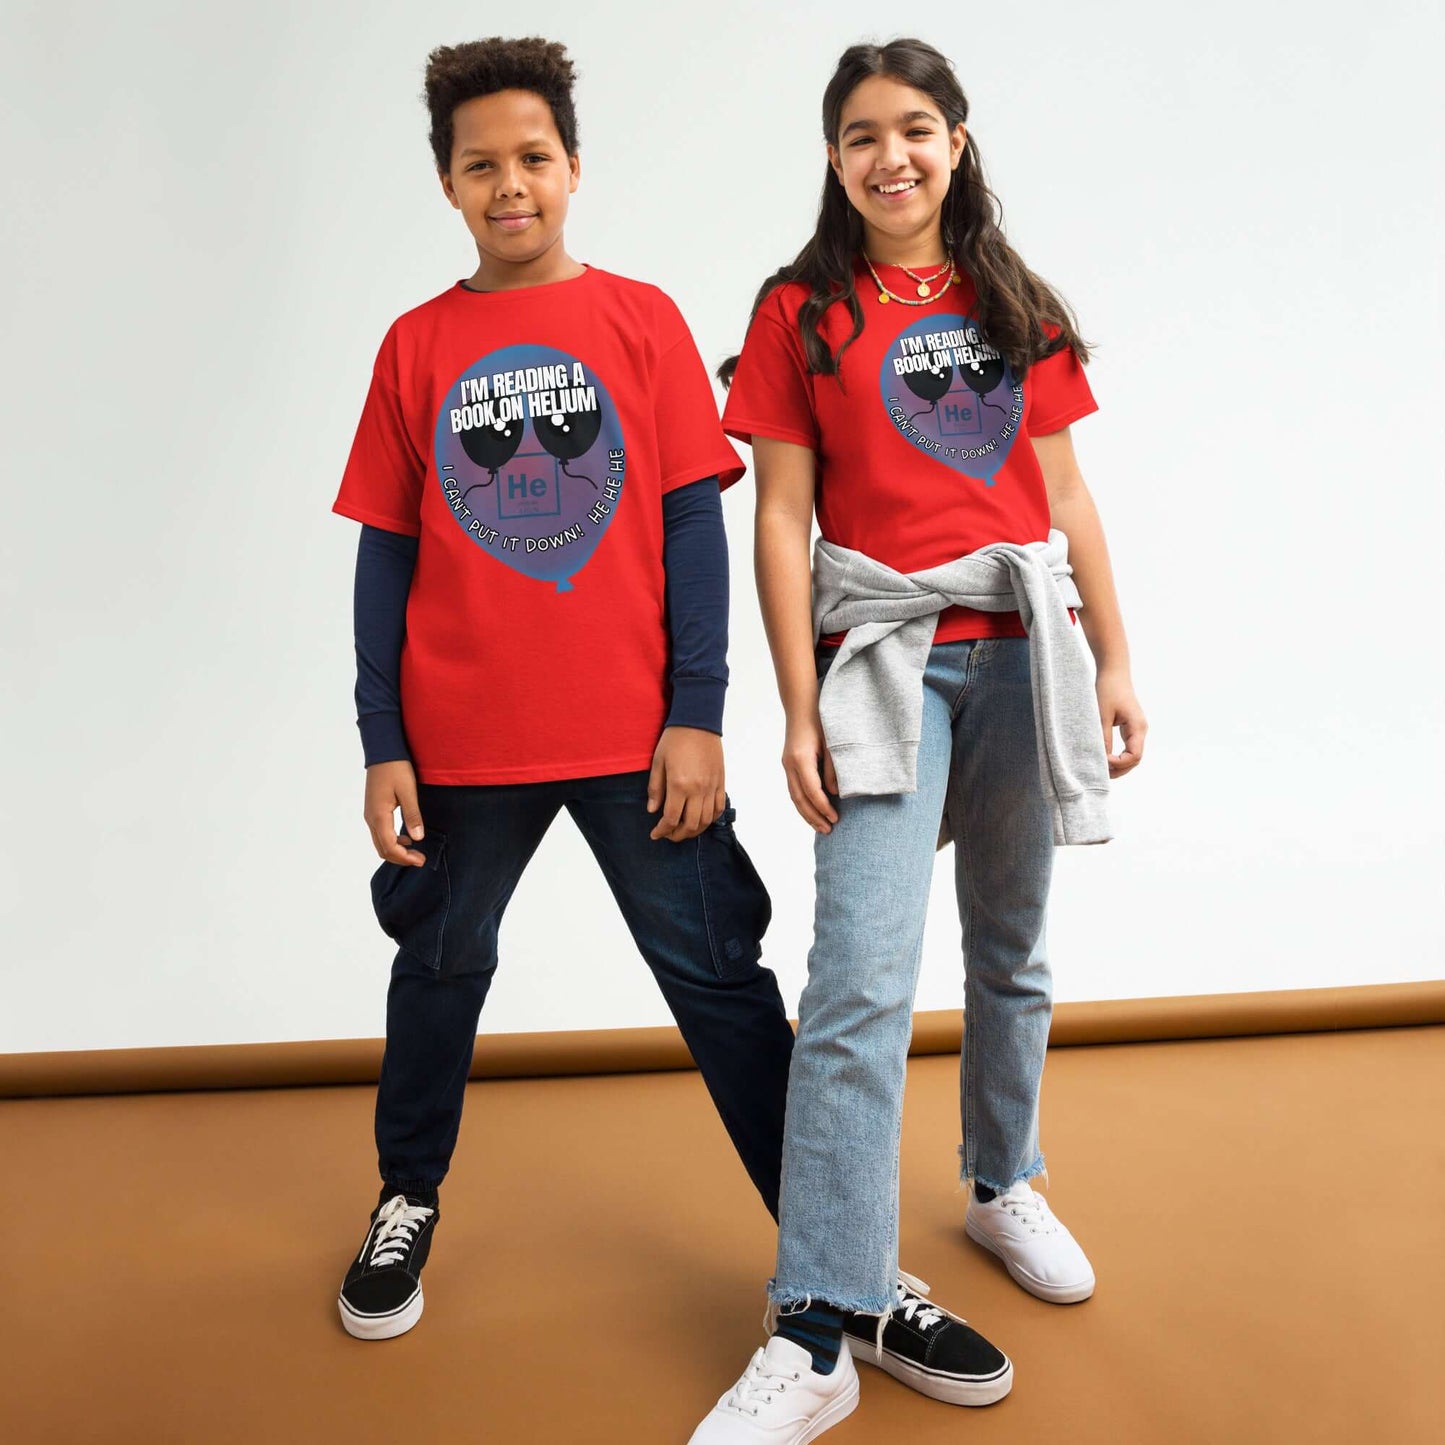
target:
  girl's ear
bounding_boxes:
[950,124,968,171]
[439,169,461,210]
[826,142,844,185]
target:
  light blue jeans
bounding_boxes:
[771,639,1054,1312]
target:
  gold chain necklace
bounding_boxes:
[896,259,953,297]
[863,253,959,306]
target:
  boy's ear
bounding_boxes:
[439,168,461,209]
[568,152,581,194]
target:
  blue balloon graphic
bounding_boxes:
[434,344,626,592]
[880,313,1022,487]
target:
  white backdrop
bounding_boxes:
[1,0,1440,1053]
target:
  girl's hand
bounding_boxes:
[647,727,726,842]
[783,709,841,833]
[1097,669,1147,778]
[365,760,427,865]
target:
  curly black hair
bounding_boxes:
[424,37,579,173]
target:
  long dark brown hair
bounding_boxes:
[719,37,1089,387]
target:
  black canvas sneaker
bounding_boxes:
[843,1271,1013,1405]
[337,1193,439,1340]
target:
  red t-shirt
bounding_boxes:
[333,267,743,785]
[722,260,1097,642]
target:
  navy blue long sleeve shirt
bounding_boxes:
[353,477,729,766]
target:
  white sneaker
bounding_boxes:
[688,1335,860,1443]
[965,1181,1096,1303]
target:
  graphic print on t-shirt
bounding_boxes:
[433,343,627,592]
[879,314,1024,486]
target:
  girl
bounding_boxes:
[689,36,1146,1443]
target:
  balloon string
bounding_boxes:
[458,471,498,504]
[561,461,599,490]
[906,401,939,427]
[977,393,1006,418]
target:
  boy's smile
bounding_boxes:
[490,208,539,232]
[440,89,582,289]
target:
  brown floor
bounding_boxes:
[2,1027,1442,1444]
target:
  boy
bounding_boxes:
[331,34,791,1343]
[331,38,1007,1414]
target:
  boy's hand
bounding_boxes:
[365,760,427,865]
[782,707,840,834]
[1097,668,1148,778]
[647,727,726,842]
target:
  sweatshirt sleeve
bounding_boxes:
[353,523,418,766]
[661,476,729,734]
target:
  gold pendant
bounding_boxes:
[917,282,931,297]
[878,291,890,304]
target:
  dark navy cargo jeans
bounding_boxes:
[370,769,793,1217]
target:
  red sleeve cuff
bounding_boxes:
[660,451,745,494]
[332,499,422,537]
[722,418,819,450]
[1028,397,1099,437]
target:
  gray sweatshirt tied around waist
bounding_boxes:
[812,529,1112,847]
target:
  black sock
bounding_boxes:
[973,1181,998,1203]
[775,1300,846,1376]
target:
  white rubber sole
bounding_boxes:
[964,1218,1096,1304]
[795,1368,860,1443]
[845,1335,1014,1406]
[337,1285,424,1340]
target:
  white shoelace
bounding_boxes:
[871,1271,964,1359]
[759,1274,967,1368]
[992,1183,1058,1236]
[723,1349,802,1417]
[363,1195,435,1269]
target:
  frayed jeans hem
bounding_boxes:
[958,1148,1049,1196]
[767,1279,893,1316]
